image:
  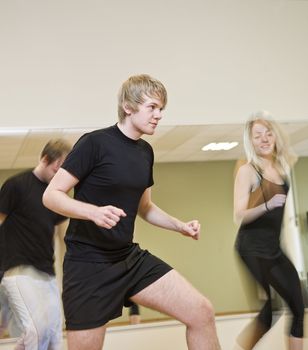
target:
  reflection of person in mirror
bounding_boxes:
[43,74,221,350]
[233,111,304,350]
[0,139,71,349]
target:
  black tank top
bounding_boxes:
[235,168,289,258]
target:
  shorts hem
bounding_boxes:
[127,266,173,300]
[66,311,122,331]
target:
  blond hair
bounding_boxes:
[118,74,167,122]
[243,111,297,178]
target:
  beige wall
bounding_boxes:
[1,0,308,128]
[0,169,26,186]
[0,162,262,326]
[131,161,261,322]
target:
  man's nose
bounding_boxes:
[154,109,162,119]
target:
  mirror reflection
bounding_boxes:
[0,123,308,341]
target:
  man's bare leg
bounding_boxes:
[66,324,107,350]
[131,269,221,350]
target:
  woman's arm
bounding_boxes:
[233,164,268,226]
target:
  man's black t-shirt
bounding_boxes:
[0,171,65,275]
[61,124,154,262]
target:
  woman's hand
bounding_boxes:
[266,194,287,211]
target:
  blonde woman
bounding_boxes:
[233,112,304,350]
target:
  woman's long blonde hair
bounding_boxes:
[243,111,297,179]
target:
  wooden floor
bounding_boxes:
[0,311,307,349]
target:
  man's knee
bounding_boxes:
[187,296,216,327]
[200,298,216,324]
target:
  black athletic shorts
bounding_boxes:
[63,244,173,330]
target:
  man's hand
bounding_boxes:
[90,205,126,229]
[179,220,201,240]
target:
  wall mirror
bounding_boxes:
[1,122,308,339]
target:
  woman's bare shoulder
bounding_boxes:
[237,162,255,177]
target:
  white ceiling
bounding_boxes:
[1,122,307,170]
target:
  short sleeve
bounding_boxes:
[61,133,98,181]
[0,178,19,215]
[146,142,154,187]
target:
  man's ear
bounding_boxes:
[123,103,132,116]
[41,155,50,165]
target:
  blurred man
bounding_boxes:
[0,139,71,350]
